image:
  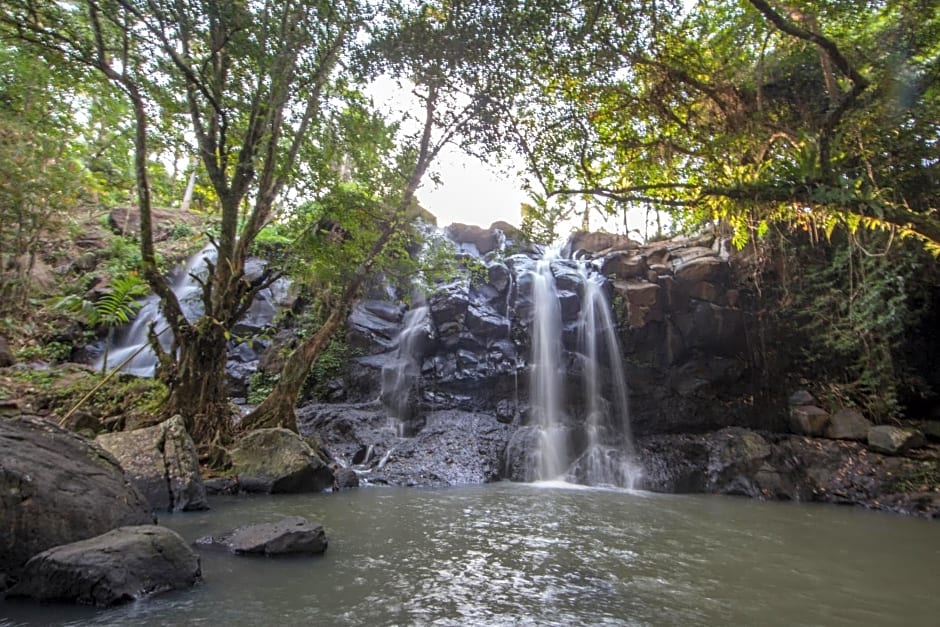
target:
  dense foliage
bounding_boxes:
[0,0,936,439]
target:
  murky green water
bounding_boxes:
[2,483,938,626]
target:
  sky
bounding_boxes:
[367,78,649,239]
[366,76,531,230]
[415,145,529,230]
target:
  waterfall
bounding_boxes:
[525,248,638,487]
[95,245,213,376]
[380,304,430,436]
[573,266,638,487]
[529,249,567,480]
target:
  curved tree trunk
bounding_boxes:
[239,306,347,433]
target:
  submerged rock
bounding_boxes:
[96,414,208,512]
[230,428,334,493]
[0,416,153,579]
[199,516,327,556]
[333,467,360,489]
[8,525,200,607]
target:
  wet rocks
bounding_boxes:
[0,416,153,579]
[200,516,327,556]
[636,429,940,517]
[333,467,360,489]
[7,525,200,607]
[96,415,208,512]
[299,404,512,487]
[230,428,334,493]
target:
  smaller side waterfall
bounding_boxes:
[380,304,430,436]
[573,267,638,487]
[95,245,213,376]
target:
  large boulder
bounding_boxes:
[0,416,153,579]
[230,428,334,493]
[824,408,873,441]
[96,415,208,512]
[199,516,327,556]
[867,426,925,455]
[8,525,200,607]
[445,223,501,256]
[789,405,830,436]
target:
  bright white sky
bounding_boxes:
[366,76,529,229]
[367,78,658,240]
[415,145,529,229]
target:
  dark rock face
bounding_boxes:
[635,429,940,518]
[294,225,773,487]
[298,404,512,487]
[199,516,327,556]
[95,415,208,512]
[0,416,153,579]
[230,428,334,493]
[8,525,200,607]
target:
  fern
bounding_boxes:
[93,274,149,327]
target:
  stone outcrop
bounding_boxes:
[299,404,511,487]
[8,525,200,606]
[636,429,940,518]
[868,426,925,455]
[96,415,208,512]
[0,416,153,579]
[230,428,334,493]
[295,225,771,488]
[198,516,327,556]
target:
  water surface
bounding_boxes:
[2,483,938,626]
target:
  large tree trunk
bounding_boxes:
[239,306,347,433]
[162,320,232,459]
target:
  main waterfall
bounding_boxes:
[522,247,638,487]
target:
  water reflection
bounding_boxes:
[2,484,938,626]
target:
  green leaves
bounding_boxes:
[91,273,149,327]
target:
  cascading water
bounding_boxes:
[524,247,638,487]
[380,303,430,436]
[573,266,638,487]
[529,250,567,479]
[95,245,213,376]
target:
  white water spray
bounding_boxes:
[380,304,430,436]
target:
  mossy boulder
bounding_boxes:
[230,428,334,493]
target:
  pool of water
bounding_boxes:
[2,483,938,626]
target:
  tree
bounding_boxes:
[508,0,940,252]
[239,97,437,433]
[1,0,364,452]
[0,43,92,314]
